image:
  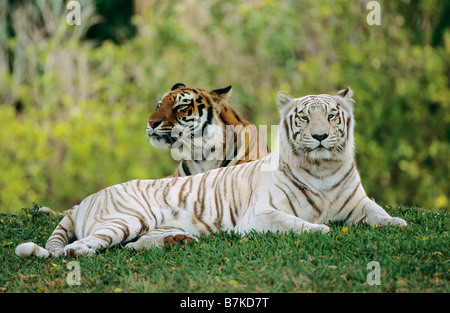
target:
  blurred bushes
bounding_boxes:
[0,0,449,212]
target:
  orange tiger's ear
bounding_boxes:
[171,83,186,90]
[337,87,353,102]
[212,85,232,99]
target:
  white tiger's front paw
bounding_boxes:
[298,223,329,234]
[125,241,141,250]
[386,217,407,228]
[125,239,163,250]
[311,224,330,234]
[64,243,96,257]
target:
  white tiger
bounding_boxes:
[16,87,406,257]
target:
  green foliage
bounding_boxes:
[1,204,448,292]
[0,0,449,212]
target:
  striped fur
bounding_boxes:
[147,83,270,176]
[16,87,406,257]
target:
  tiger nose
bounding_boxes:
[148,120,162,129]
[312,133,329,142]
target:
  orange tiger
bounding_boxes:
[146,83,270,176]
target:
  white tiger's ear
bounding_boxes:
[276,91,294,109]
[337,87,353,102]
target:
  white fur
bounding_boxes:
[15,242,51,258]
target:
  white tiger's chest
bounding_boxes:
[270,163,361,224]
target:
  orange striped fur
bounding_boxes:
[146,83,270,176]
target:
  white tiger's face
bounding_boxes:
[277,88,354,162]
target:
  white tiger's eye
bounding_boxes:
[328,114,336,121]
[300,116,309,122]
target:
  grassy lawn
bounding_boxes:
[0,204,448,293]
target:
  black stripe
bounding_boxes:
[220,132,237,168]
[193,202,213,233]
[93,233,113,246]
[268,193,277,209]
[204,95,213,108]
[197,103,205,116]
[201,106,213,134]
[143,184,158,224]
[337,182,361,214]
[181,161,191,176]
[112,220,130,241]
[218,114,227,124]
[234,130,241,160]
[282,162,320,197]
[281,163,321,214]
[284,118,299,155]
[343,196,365,222]
[197,171,211,217]
[182,117,195,123]
[178,177,190,205]
[50,232,68,244]
[346,116,351,139]
[181,177,193,205]
[213,178,222,230]
[328,163,355,191]
[275,184,298,217]
[230,168,241,219]
[162,183,170,207]
[231,108,243,123]
[354,202,368,224]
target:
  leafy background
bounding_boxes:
[0,0,449,213]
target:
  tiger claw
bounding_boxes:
[164,234,194,247]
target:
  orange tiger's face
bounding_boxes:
[147,83,231,149]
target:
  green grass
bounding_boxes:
[0,204,448,293]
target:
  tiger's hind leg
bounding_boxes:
[64,229,123,257]
[64,217,149,257]
[125,226,197,251]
